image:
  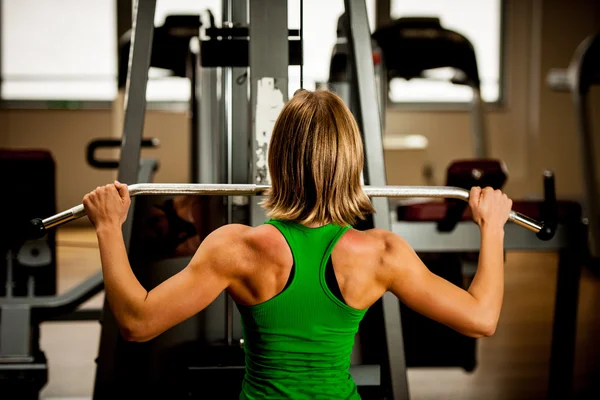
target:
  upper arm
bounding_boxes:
[380,232,487,338]
[132,224,250,341]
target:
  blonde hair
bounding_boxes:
[260,89,375,226]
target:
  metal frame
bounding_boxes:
[547,33,600,258]
[569,35,600,259]
[249,0,289,227]
[392,218,585,399]
[37,184,546,235]
[470,87,489,158]
[0,160,158,398]
[92,1,157,397]
[344,1,409,398]
[224,0,249,347]
[116,0,133,47]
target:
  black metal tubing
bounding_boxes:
[547,223,585,399]
[50,308,103,322]
[86,138,159,169]
[200,39,303,67]
[204,27,300,37]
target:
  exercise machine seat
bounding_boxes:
[0,149,57,297]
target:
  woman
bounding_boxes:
[83,89,512,399]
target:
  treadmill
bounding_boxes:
[372,17,489,158]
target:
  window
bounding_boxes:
[147,0,221,102]
[288,0,376,97]
[1,0,380,104]
[389,0,502,103]
[0,0,222,103]
[1,0,117,101]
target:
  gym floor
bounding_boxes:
[38,225,600,400]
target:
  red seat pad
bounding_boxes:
[396,200,582,224]
[0,148,54,161]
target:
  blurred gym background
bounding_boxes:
[0,1,599,399]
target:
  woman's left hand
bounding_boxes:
[83,181,131,229]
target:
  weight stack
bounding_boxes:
[0,149,57,297]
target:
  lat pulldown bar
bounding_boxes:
[28,178,558,241]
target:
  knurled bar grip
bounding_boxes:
[31,184,552,239]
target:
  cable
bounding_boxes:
[300,0,304,88]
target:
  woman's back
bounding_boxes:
[231,220,387,399]
[84,88,511,399]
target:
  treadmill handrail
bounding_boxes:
[29,183,554,239]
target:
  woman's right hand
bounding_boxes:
[469,187,513,230]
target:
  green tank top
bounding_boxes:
[237,219,368,400]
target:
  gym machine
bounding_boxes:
[547,32,600,260]
[330,11,587,398]
[0,3,570,400]
[359,18,587,400]
[0,0,158,397]
[328,15,499,372]
[329,17,490,159]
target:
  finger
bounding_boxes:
[114,181,130,201]
[469,186,481,207]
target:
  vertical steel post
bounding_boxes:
[343,1,410,399]
[249,0,289,228]
[93,1,156,397]
[224,0,250,345]
[470,87,489,158]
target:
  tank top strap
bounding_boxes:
[263,219,350,275]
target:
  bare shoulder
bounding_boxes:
[242,224,293,266]
[335,228,415,285]
[337,227,409,257]
[195,223,291,273]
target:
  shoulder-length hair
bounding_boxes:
[260,89,375,226]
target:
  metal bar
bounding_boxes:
[39,184,543,233]
[230,9,250,187]
[197,67,224,184]
[471,87,489,158]
[0,304,31,361]
[392,221,570,252]
[375,0,392,29]
[0,271,103,309]
[0,0,3,100]
[249,0,289,228]
[5,250,12,298]
[93,1,156,397]
[230,0,249,345]
[222,0,234,349]
[116,0,133,43]
[547,228,584,399]
[50,308,103,322]
[117,0,155,189]
[547,68,571,92]
[574,92,600,257]
[0,220,577,311]
[343,0,408,398]
[189,51,200,182]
